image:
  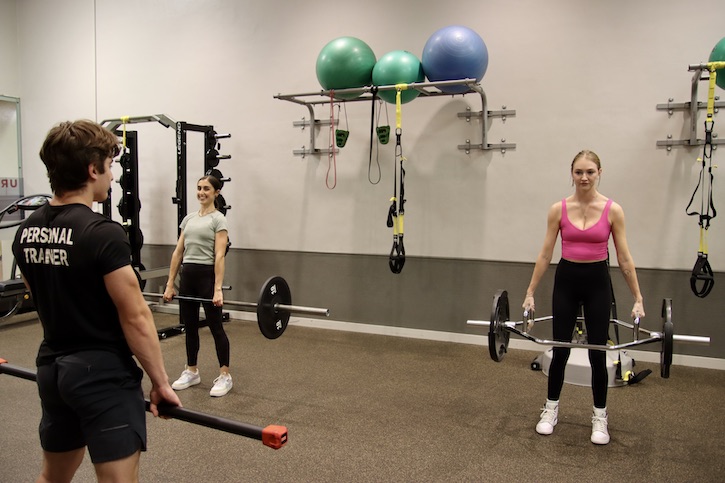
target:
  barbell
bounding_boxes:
[143,275,330,340]
[467,289,711,379]
[0,358,287,449]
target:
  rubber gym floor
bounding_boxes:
[1,311,723,482]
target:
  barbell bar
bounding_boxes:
[143,275,330,339]
[0,358,287,449]
[467,289,711,379]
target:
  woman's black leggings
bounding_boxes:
[178,263,230,368]
[548,259,611,408]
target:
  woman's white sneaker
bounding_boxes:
[210,373,233,397]
[171,367,201,390]
[591,407,610,445]
[536,400,559,435]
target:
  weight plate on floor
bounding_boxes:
[257,276,291,339]
[660,298,674,378]
[488,289,510,362]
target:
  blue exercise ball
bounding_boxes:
[422,25,489,94]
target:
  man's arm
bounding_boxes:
[104,265,181,415]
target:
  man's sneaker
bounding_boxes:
[591,407,610,445]
[536,400,559,435]
[210,373,233,397]
[171,367,201,390]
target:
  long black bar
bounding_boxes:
[0,360,287,449]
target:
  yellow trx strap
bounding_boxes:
[121,116,130,152]
[707,68,717,121]
[395,83,407,130]
[687,64,720,297]
[387,84,408,273]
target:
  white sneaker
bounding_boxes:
[536,400,559,435]
[210,373,233,397]
[171,367,201,390]
[591,407,610,445]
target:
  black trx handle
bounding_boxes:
[690,252,715,298]
[389,238,405,273]
[387,202,395,228]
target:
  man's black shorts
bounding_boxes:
[36,350,146,463]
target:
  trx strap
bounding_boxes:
[368,87,381,184]
[685,67,718,298]
[326,91,337,189]
[121,115,130,154]
[387,85,407,274]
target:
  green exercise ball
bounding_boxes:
[372,50,425,104]
[709,36,725,90]
[316,37,376,100]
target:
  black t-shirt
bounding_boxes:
[12,203,133,366]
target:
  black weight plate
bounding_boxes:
[488,289,511,362]
[205,148,220,167]
[206,168,225,188]
[217,194,228,215]
[660,298,674,378]
[128,225,144,251]
[257,276,291,339]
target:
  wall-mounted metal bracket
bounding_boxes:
[274,79,516,156]
[656,64,722,150]
[292,117,338,129]
[289,116,339,158]
[456,100,517,153]
[292,147,339,158]
[458,139,517,154]
[656,133,722,150]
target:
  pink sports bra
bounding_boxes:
[560,198,613,261]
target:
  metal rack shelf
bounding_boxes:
[274,79,516,156]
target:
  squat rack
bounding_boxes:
[101,114,231,230]
[274,79,516,156]
[100,114,232,279]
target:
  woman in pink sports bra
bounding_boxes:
[522,150,645,445]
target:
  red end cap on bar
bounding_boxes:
[261,425,288,449]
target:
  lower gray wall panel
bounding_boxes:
[142,246,722,359]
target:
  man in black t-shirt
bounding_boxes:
[12,119,180,482]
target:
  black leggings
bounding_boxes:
[178,263,230,368]
[548,259,611,408]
